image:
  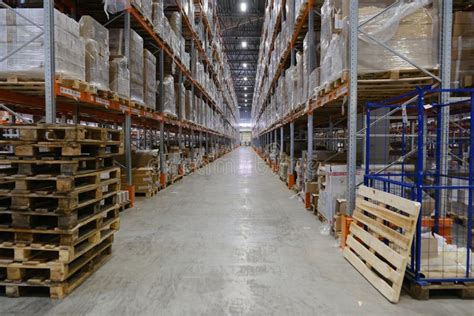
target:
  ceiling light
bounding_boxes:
[243,63,247,68]
[243,77,248,81]
[244,94,248,97]
[241,41,247,48]
[240,2,247,12]
[244,87,247,90]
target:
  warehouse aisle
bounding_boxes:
[0,147,472,315]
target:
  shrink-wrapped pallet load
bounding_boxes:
[320,0,438,86]
[159,75,177,117]
[109,28,144,105]
[0,8,85,81]
[109,57,130,98]
[143,49,156,110]
[452,11,474,88]
[79,16,109,91]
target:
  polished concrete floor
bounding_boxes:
[0,147,472,315]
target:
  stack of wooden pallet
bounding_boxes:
[0,124,123,298]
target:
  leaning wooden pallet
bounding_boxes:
[343,185,421,303]
[0,124,123,298]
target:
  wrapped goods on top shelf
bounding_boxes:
[168,11,182,35]
[159,75,177,117]
[185,89,194,122]
[109,28,144,104]
[143,49,156,110]
[152,0,163,30]
[174,82,185,119]
[0,8,85,81]
[79,16,109,91]
[320,0,439,87]
[109,57,130,98]
[452,11,474,88]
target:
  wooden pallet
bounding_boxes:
[0,124,123,143]
[3,141,124,158]
[0,167,120,194]
[135,188,158,198]
[343,185,421,303]
[0,212,118,264]
[0,156,115,176]
[0,194,118,229]
[1,178,119,212]
[404,281,474,300]
[0,237,113,298]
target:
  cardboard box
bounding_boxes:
[454,11,474,25]
[336,198,347,215]
[305,181,319,194]
[334,214,342,233]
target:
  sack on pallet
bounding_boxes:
[103,0,131,16]
[0,8,85,81]
[109,57,130,98]
[143,49,156,110]
[79,16,109,91]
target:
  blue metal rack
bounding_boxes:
[365,87,474,285]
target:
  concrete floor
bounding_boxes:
[0,147,472,315]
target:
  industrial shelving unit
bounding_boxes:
[0,0,241,202]
[251,0,474,290]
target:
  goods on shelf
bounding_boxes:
[174,82,185,119]
[144,49,157,110]
[185,90,194,122]
[452,11,474,88]
[109,57,130,98]
[317,163,363,224]
[79,16,109,91]
[0,8,85,81]
[122,167,159,196]
[160,75,177,117]
[109,28,144,105]
[0,124,122,298]
[320,0,439,87]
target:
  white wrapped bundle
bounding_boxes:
[143,49,156,110]
[79,16,109,90]
[160,75,176,117]
[0,8,85,81]
[109,57,130,98]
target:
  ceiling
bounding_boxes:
[217,0,266,123]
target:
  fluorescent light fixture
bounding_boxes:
[243,63,247,68]
[244,94,248,97]
[241,41,247,48]
[240,2,247,12]
[243,77,248,80]
[244,87,247,90]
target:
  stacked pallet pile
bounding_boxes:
[0,124,123,298]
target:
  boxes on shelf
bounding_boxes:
[143,49,156,110]
[109,57,130,98]
[174,82,185,119]
[109,28,144,105]
[0,8,85,82]
[79,16,109,91]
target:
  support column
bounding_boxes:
[124,114,135,206]
[305,112,314,209]
[346,0,359,215]
[44,0,55,123]
[438,0,453,217]
[288,121,295,188]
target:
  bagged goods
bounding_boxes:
[143,49,156,110]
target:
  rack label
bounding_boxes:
[95,97,110,107]
[59,86,81,99]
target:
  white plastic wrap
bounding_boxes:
[160,75,176,117]
[109,57,130,98]
[143,49,156,110]
[152,0,164,31]
[358,0,438,73]
[79,16,109,91]
[0,8,85,81]
[185,90,193,122]
[174,83,185,119]
[103,0,131,16]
